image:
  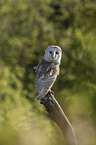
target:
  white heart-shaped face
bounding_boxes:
[43,45,62,64]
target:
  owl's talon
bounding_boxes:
[51,90,55,95]
[48,90,55,95]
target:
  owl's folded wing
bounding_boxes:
[34,59,54,87]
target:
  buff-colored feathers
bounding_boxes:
[34,45,62,101]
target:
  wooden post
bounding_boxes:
[40,91,77,145]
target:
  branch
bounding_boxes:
[40,91,77,145]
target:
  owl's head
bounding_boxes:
[43,45,62,64]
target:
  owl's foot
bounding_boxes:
[49,90,55,95]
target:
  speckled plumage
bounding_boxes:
[34,45,62,100]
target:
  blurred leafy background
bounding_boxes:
[0,0,96,145]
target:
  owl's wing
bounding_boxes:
[34,59,52,85]
[34,59,59,100]
[33,61,42,72]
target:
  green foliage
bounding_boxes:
[0,0,96,145]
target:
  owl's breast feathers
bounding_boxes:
[34,59,59,84]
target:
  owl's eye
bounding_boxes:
[56,51,59,55]
[49,51,52,54]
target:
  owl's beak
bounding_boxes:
[52,52,55,59]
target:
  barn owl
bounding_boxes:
[34,45,62,101]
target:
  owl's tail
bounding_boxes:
[36,88,49,101]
